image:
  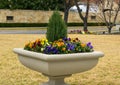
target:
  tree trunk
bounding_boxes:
[74,0,89,32]
[64,0,70,24]
[64,8,69,24]
[84,0,89,32]
[84,19,88,32]
[108,27,112,34]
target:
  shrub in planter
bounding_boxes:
[24,11,93,54]
[46,11,67,42]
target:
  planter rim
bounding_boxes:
[13,48,104,61]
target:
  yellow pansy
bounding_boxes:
[41,39,45,41]
[45,39,48,42]
[41,41,44,45]
[40,39,46,45]
[62,47,66,51]
[59,39,63,42]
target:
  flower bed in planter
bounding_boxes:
[24,37,93,54]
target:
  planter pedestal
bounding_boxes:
[13,48,104,85]
[42,74,70,85]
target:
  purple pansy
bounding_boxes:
[67,43,75,51]
[44,45,59,54]
[63,37,71,41]
[87,42,93,49]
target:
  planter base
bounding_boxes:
[13,48,104,85]
[42,74,71,85]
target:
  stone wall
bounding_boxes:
[0,9,52,23]
[0,9,106,23]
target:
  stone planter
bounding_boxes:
[13,48,104,85]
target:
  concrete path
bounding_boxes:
[0,30,46,34]
[0,26,118,34]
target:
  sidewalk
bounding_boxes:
[0,30,46,34]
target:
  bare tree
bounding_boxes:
[74,0,91,31]
[64,0,96,32]
[98,0,120,33]
[64,0,71,24]
[64,0,75,24]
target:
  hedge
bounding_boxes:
[0,23,106,27]
[67,23,106,26]
[0,23,47,27]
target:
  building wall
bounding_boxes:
[0,9,105,23]
[0,9,52,23]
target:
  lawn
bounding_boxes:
[0,34,120,85]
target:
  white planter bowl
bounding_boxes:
[13,48,104,85]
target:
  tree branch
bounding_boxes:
[85,0,90,19]
[74,0,84,21]
[109,0,114,26]
[113,0,120,26]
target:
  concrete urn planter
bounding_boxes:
[13,48,104,85]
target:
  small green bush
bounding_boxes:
[47,11,67,42]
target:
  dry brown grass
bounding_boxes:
[0,34,120,85]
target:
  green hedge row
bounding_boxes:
[0,23,106,27]
[0,23,47,27]
[67,23,106,26]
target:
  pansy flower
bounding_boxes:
[24,37,94,54]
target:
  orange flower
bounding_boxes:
[57,42,61,47]
[56,41,64,47]
[81,43,86,47]
[29,42,33,48]
[60,42,64,46]
[35,39,40,43]
[25,43,29,47]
